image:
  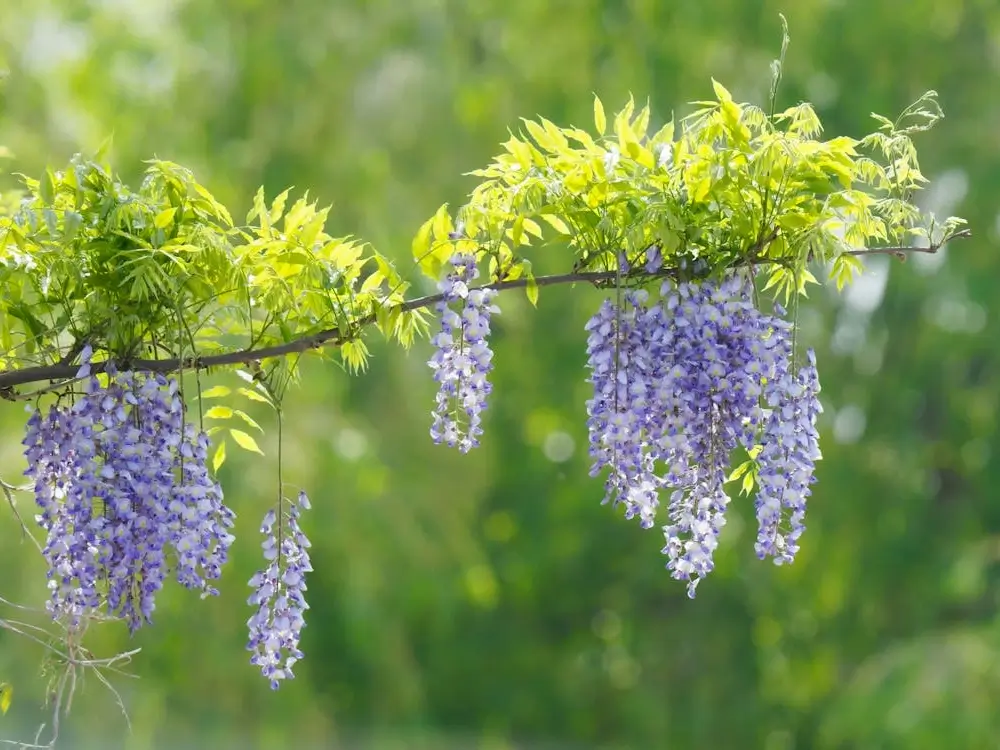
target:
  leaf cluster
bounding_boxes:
[413,85,966,304]
[0,83,966,398]
[0,157,426,383]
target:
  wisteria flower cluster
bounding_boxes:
[584,274,823,597]
[23,357,237,632]
[247,491,313,690]
[427,253,501,452]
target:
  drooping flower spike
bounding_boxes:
[247,491,313,690]
[583,275,822,597]
[427,253,501,453]
[23,369,236,632]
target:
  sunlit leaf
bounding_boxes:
[212,440,226,472]
[230,429,264,455]
[204,405,234,420]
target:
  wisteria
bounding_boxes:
[22,360,236,632]
[427,252,501,452]
[583,275,823,597]
[755,349,823,564]
[17,262,822,697]
[0,84,966,737]
[246,491,313,690]
[17,345,318,691]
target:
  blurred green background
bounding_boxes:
[0,1,999,748]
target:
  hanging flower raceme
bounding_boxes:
[247,491,313,690]
[585,290,662,528]
[23,355,236,632]
[427,252,500,452]
[584,274,823,597]
[754,348,823,565]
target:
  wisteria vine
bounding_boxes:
[0,75,971,743]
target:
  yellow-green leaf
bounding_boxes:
[230,429,264,455]
[233,409,263,433]
[269,188,291,224]
[511,215,525,247]
[538,214,571,235]
[212,441,226,472]
[651,119,675,145]
[523,119,554,151]
[0,683,12,715]
[204,405,234,420]
[522,218,543,239]
[430,203,453,241]
[728,459,754,483]
[526,273,539,307]
[238,387,273,406]
[201,385,231,399]
[522,260,538,307]
[412,215,434,262]
[712,77,733,103]
[154,207,177,229]
[594,95,607,135]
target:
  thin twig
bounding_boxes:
[0,479,43,553]
[844,228,971,258]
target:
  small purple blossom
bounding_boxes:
[247,491,313,690]
[427,253,500,452]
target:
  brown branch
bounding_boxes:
[0,268,645,393]
[0,229,971,395]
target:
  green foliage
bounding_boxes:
[0,159,418,382]
[421,87,964,306]
[0,81,963,400]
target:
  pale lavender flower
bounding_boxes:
[428,253,500,452]
[247,491,313,690]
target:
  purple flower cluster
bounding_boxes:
[585,275,822,596]
[755,349,822,564]
[427,253,500,452]
[247,491,312,690]
[23,364,236,632]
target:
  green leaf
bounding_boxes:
[511,215,524,246]
[538,213,571,235]
[154,207,177,228]
[0,682,12,715]
[233,409,263,433]
[238,386,274,406]
[412,215,434,262]
[594,95,607,135]
[212,441,226,472]
[522,260,538,307]
[201,385,232,399]
[269,188,291,224]
[712,77,733,104]
[40,169,55,204]
[230,429,264,455]
[204,405,234,420]
[728,459,754,483]
[341,339,370,373]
